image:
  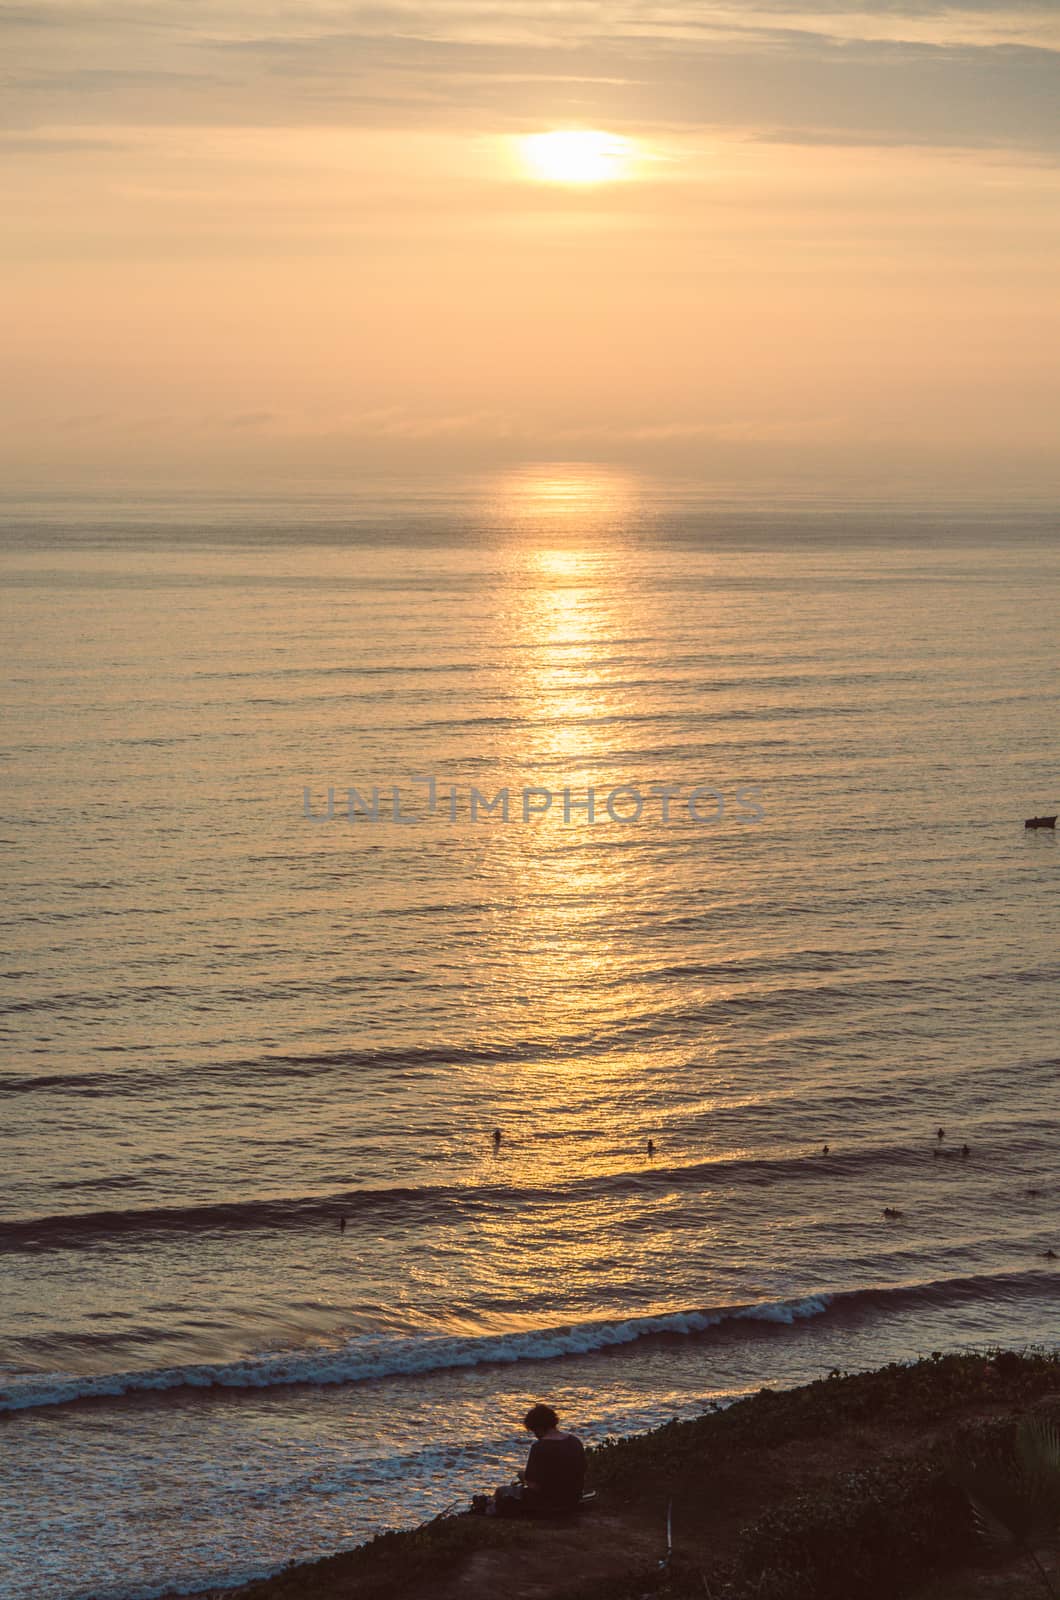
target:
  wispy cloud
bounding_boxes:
[2,1,1058,155]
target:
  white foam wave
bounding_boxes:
[0,1295,833,1415]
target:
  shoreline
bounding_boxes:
[158,1347,1060,1600]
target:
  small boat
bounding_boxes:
[1024,816,1057,829]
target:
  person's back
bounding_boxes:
[525,1430,586,1511]
[471,1404,588,1519]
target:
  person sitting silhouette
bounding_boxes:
[482,1405,587,1517]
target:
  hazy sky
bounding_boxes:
[5,1,1060,492]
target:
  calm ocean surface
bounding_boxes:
[1,474,1058,1600]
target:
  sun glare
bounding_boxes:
[519,130,636,185]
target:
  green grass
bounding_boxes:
[194,1349,1060,1600]
[214,1513,526,1600]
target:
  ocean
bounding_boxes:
[1,472,1057,1600]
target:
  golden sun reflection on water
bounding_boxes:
[487,464,642,539]
[468,467,668,1192]
[505,552,621,766]
[458,462,730,1238]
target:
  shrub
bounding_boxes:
[725,1455,971,1600]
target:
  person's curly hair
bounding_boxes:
[523,1403,559,1435]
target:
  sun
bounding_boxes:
[519,130,635,185]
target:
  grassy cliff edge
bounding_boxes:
[178,1350,1060,1600]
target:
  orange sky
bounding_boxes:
[4,1,1060,493]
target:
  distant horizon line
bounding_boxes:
[1,466,1059,516]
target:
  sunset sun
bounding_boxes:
[519,129,636,184]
